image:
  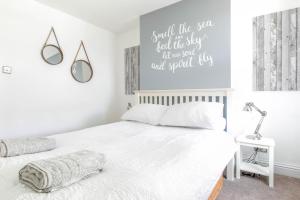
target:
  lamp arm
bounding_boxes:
[251,104,266,116]
[254,115,265,136]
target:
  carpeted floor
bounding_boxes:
[217,174,300,200]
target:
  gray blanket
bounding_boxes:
[19,150,106,193]
[0,138,56,157]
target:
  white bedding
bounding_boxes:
[0,121,236,200]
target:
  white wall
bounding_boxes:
[115,27,140,118]
[116,0,300,178]
[231,0,300,178]
[0,0,117,139]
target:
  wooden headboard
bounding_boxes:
[135,89,232,130]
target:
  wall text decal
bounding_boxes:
[151,20,215,73]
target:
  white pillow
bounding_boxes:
[121,104,168,125]
[159,102,226,130]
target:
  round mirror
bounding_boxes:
[71,60,93,83]
[41,45,63,65]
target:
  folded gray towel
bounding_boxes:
[0,138,56,157]
[19,150,106,193]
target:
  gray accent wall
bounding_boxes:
[140,0,231,90]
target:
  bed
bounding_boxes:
[0,89,236,200]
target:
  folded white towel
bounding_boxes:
[0,138,56,157]
[19,150,106,193]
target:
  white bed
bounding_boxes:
[0,121,236,200]
[0,89,236,200]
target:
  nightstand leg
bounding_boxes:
[226,157,235,181]
[236,144,240,179]
[269,146,274,187]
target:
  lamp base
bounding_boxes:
[246,134,261,140]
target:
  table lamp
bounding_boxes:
[243,102,267,140]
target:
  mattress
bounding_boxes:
[0,121,237,200]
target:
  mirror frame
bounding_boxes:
[41,44,64,65]
[41,27,63,66]
[71,59,93,83]
[71,41,93,83]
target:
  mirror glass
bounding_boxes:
[41,45,63,65]
[71,60,93,83]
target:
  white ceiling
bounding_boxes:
[35,0,182,33]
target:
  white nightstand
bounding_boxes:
[235,135,275,187]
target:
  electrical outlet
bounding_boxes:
[2,66,12,74]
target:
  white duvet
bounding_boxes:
[0,121,236,200]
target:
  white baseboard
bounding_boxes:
[241,153,300,179]
[274,162,300,179]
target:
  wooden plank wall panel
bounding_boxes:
[257,16,265,90]
[289,9,297,90]
[264,14,271,91]
[282,11,289,90]
[276,12,283,90]
[253,17,257,90]
[125,46,140,95]
[270,13,277,90]
[297,8,300,90]
[254,8,300,91]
